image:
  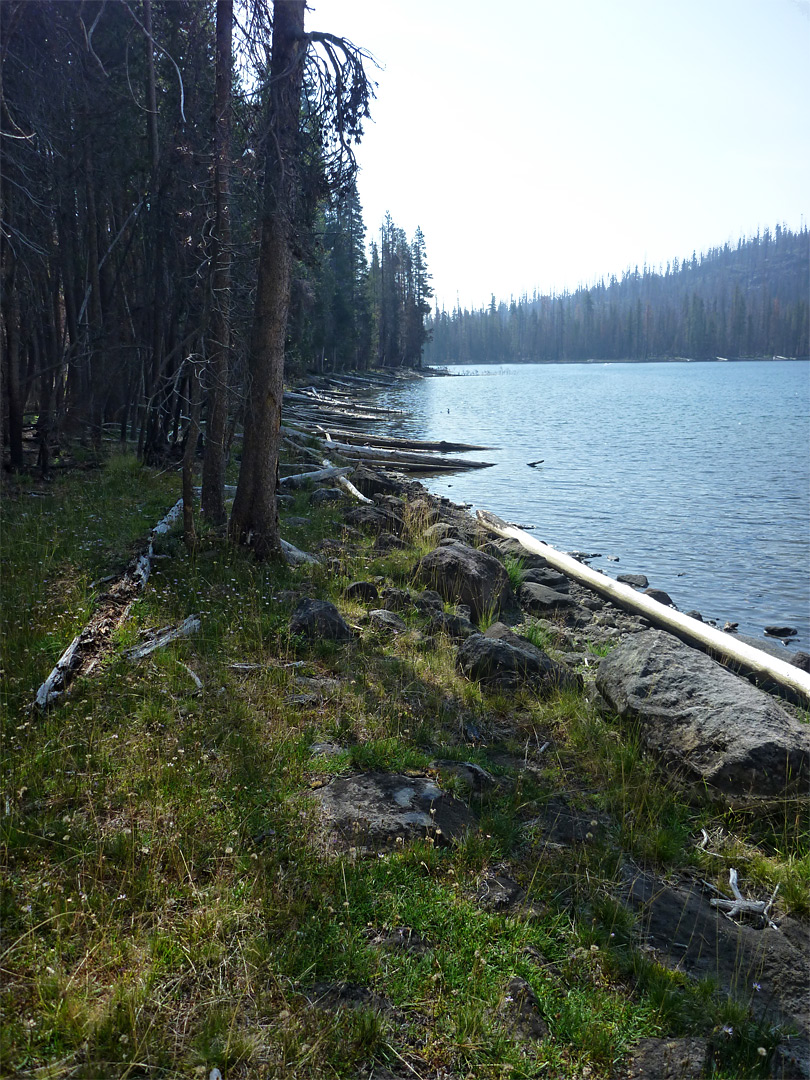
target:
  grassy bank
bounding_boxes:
[1,454,807,1079]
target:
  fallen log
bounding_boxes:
[321,440,495,471]
[279,465,354,488]
[321,457,372,503]
[476,509,810,706]
[315,426,493,452]
[126,615,201,660]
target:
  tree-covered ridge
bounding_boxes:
[425,225,809,365]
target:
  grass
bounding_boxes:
[1,452,807,1078]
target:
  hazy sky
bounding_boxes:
[309,0,810,310]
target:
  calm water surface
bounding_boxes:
[374,361,810,649]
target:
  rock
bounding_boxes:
[765,626,799,638]
[430,759,495,794]
[499,976,549,1042]
[644,587,676,606]
[617,573,649,589]
[374,531,408,551]
[456,624,581,693]
[791,652,810,673]
[414,542,520,625]
[309,487,345,505]
[473,869,527,912]
[290,598,353,642]
[685,609,704,621]
[596,630,810,799]
[345,504,406,536]
[519,581,577,615]
[350,466,404,499]
[736,633,794,661]
[771,1035,810,1079]
[526,798,608,847]
[364,926,431,955]
[619,867,810,1042]
[427,611,478,641]
[521,567,570,592]
[617,1037,709,1080]
[412,589,444,614]
[310,772,476,850]
[422,522,456,544]
[344,580,380,603]
[381,587,413,612]
[369,609,408,632]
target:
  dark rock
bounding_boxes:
[430,759,495,794]
[344,580,380,603]
[526,798,608,847]
[736,633,795,661]
[500,976,549,1042]
[350,467,404,499]
[617,1037,709,1080]
[345,504,406,536]
[422,522,457,544]
[685,609,704,621]
[791,652,810,673]
[412,589,444,614]
[456,624,581,693]
[309,487,345,505]
[771,1035,810,1079]
[644,587,676,606]
[374,531,408,551]
[619,867,810,1041]
[617,573,649,589]
[519,581,577,614]
[290,598,353,642]
[521,567,570,591]
[427,611,478,641]
[310,772,476,850]
[369,609,408,632]
[595,630,810,798]
[381,587,413,612]
[301,981,394,1015]
[765,626,799,638]
[415,543,520,624]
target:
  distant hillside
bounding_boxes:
[425,225,809,364]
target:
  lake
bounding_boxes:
[373,360,810,651]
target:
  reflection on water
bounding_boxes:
[374,360,810,649]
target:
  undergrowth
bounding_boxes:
[0,453,805,1078]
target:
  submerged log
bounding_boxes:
[315,426,493,452]
[476,510,810,706]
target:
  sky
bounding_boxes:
[308,0,810,310]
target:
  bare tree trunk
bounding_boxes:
[201,0,233,525]
[229,0,306,559]
[182,359,202,551]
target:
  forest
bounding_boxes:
[425,225,809,366]
[0,1,432,508]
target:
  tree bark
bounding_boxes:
[229,0,306,559]
[201,0,233,525]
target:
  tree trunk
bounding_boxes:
[201,0,233,525]
[182,360,202,551]
[229,0,306,559]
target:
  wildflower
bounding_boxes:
[758,1047,767,1057]
[721,1024,733,1036]
[752,982,762,991]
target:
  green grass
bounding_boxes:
[1,452,806,1078]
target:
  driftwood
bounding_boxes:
[321,457,372,503]
[476,510,810,706]
[709,869,780,928]
[34,498,185,709]
[314,425,492,453]
[126,615,201,660]
[321,440,494,472]
[279,465,354,488]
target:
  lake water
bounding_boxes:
[373,360,810,651]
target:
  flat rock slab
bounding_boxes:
[617,1037,709,1080]
[595,630,810,799]
[310,772,476,850]
[519,581,577,614]
[620,867,810,1039]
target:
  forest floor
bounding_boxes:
[1,448,808,1080]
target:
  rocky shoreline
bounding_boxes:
[282,459,810,1078]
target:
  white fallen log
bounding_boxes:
[126,615,201,660]
[321,457,372,503]
[34,633,84,709]
[709,868,780,927]
[279,465,354,488]
[476,509,810,706]
[320,439,495,470]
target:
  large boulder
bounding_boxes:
[414,542,519,624]
[519,581,577,615]
[456,623,580,692]
[596,629,810,799]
